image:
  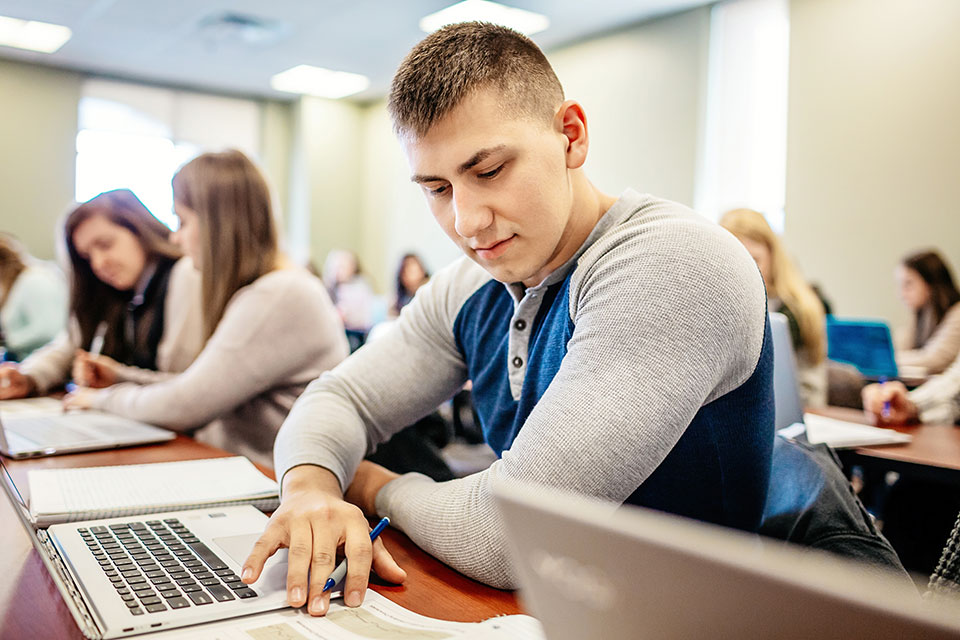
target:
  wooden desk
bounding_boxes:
[810,406,960,485]
[0,437,521,640]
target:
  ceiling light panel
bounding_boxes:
[0,15,72,53]
[420,0,550,35]
[270,65,370,99]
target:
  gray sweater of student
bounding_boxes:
[90,268,349,469]
[274,190,770,588]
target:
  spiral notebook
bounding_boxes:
[27,456,279,526]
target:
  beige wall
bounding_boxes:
[0,59,82,260]
[784,0,960,328]
[549,7,710,206]
[286,96,366,279]
[353,7,711,290]
[260,100,294,236]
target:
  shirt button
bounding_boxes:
[514,319,527,331]
[512,356,523,368]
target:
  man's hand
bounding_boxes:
[345,461,400,516]
[862,380,918,425]
[62,387,97,411]
[0,364,34,400]
[73,350,119,388]
[241,465,406,617]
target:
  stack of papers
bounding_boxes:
[28,456,279,526]
[778,413,913,449]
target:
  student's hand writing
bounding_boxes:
[0,364,35,400]
[241,465,406,617]
[344,461,400,516]
[862,380,918,425]
[72,350,119,388]
[62,387,97,411]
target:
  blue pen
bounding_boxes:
[322,516,390,593]
[879,376,891,419]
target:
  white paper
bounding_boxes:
[152,589,544,640]
[801,413,913,449]
[28,456,278,520]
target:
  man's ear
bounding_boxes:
[554,100,589,170]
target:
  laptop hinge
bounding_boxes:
[37,528,104,640]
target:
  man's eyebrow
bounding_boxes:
[410,145,507,184]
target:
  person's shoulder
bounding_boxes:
[578,191,758,288]
[244,267,327,301]
[942,302,960,323]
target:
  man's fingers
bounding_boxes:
[285,521,313,607]
[307,522,340,616]
[341,519,375,608]
[242,529,283,584]
[371,537,407,586]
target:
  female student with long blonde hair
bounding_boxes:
[720,208,828,406]
[65,150,349,467]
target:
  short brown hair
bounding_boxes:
[388,22,564,138]
[173,149,278,340]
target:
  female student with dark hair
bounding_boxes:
[894,249,960,375]
[65,150,349,467]
[392,253,430,316]
[0,189,203,399]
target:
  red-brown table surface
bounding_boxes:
[809,406,960,483]
[0,436,521,640]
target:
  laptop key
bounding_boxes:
[181,584,202,593]
[235,588,257,599]
[160,589,182,599]
[130,608,144,616]
[167,597,190,609]
[139,596,161,606]
[200,578,220,587]
[206,585,235,602]
[185,541,228,570]
[145,603,167,613]
[187,591,213,605]
[227,581,248,591]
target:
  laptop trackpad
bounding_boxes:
[212,533,288,592]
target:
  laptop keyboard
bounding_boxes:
[79,518,257,616]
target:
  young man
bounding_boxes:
[243,22,774,614]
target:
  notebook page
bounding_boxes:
[802,413,913,449]
[29,456,278,519]
[152,588,544,639]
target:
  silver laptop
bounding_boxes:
[1,466,290,640]
[0,397,174,458]
[770,311,805,430]
[493,480,960,640]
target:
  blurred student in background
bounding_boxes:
[392,253,430,316]
[323,248,380,350]
[64,150,348,468]
[720,208,827,406]
[893,250,960,376]
[0,189,203,399]
[0,233,68,360]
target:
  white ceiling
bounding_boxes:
[0,0,712,102]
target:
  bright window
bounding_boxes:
[75,79,261,229]
[696,0,789,231]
